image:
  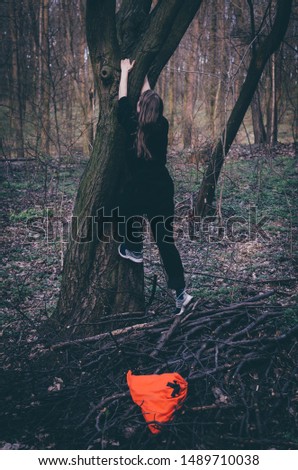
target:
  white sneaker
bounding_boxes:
[118,243,143,263]
[175,290,194,315]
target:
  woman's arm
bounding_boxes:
[118,58,135,100]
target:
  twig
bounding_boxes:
[190,403,237,412]
[150,314,186,359]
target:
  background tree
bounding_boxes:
[195,0,293,217]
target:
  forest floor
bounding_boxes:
[0,142,297,450]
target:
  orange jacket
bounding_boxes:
[127,370,188,434]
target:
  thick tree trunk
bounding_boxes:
[195,0,292,217]
[55,0,203,334]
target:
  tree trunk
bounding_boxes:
[166,60,175,146]
[267,53,278,144]
[195,0,292,217]
[208,2,218,140]
[10,0,25,159]
[36,0,50,157]
[251,89,267,144]
[55,0,203,335]
[182,15,199,148]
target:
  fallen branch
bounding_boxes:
[150,315,183,359]
[48,320,165,351]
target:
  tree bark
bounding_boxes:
[195,0,293,217]
[182,14,199,148]
[208,1,218,140]
[10,0,25,159]
[247,0,266,144]
[251,89,267,144]
[33,0,51,157]
[55,0,203,335]
[267,53,278,144]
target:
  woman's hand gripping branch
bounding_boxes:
[118,58,135,100]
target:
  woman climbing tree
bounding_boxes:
[117,59,193,315]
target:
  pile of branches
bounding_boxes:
[1,290,297,450]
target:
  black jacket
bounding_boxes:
[117,97,171,183]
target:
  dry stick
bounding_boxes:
[185,317,241,373]
[183,312,244,342]
[150,313,187,359]
[190,403,237,412]
[186,290,276,322]
[181,298,204,323]
[198,303,270,327]
[182,303,263,333]
[48,320,165,351]
[223,311,281,344]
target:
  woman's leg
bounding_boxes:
[118,188,144,253]
[148,204,185,291]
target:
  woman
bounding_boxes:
[117,58,193,315]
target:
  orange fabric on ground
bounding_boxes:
[126,370,188,434]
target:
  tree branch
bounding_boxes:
[86,0,119,68]
[128,0,186,103]
[148,0,203,87]
[116,0,152,56]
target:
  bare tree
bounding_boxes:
[195,0,293,217]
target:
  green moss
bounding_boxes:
[9,207,52,222]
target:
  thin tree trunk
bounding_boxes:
[182,15,199,148]
[37,0,50,156]
[167,59,175,145]
[209,2,217,140]
[267,53,278,144]
[10,0,25,158]
[251,89,267,144]
[43,0,50,156]
[213,5,226,137]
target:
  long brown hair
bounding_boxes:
[135,90,163,160]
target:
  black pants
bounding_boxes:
[118,175,185,291]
